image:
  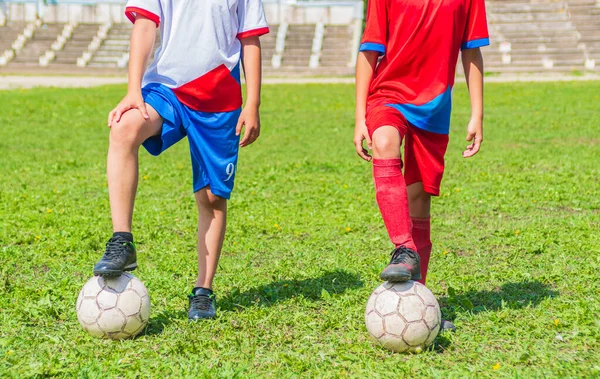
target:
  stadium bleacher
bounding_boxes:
[0,0,599,75]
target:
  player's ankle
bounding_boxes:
[113,231,133,241]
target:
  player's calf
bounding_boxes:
[380,246,422,282]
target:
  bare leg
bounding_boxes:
[194,188,227,289]
[107,105,163,233]
[407,182,431,218]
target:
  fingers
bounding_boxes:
[240,125,260,147]
[463,133,483,158]
[235,117,244,137]
[354,138,372,162]
[365,133,372,151]
[113,104,140,125]
[138,103,150,120]
[107,109,117,127]
[108,104,147,128]
[114,107,124,124]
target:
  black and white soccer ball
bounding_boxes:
[76,273,150,340]
[365,281,441,353]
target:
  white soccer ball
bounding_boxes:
[365,281,441,353]
[76,273,151,340]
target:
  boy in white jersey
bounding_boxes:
[93,0,269,320]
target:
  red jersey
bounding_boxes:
[360,0,489,134]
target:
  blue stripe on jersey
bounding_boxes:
[359,42,386,55]
[461,38,490,50]
[386,86,453,135]
[231,61,241,84]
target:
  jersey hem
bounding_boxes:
[461,37,490,50]
[237,27,270,39]
[359,42,386,55]
[125,6,160,27]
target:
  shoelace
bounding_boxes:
[190,295,213,311]
[104,238,130,260]
[390,247,417,264]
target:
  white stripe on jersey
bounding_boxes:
[125,0,269,112]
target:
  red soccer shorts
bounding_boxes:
[366,104,449,196]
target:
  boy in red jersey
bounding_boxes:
[354,0,489,320]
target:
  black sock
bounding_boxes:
[193,287,213,296]
[113,232,133,242]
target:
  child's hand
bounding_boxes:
[237,105,260,147]
[463,118,483,158]
[354,120,372,161]
[108,91,149,127]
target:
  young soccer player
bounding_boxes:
[354,0,489,327]
[92,0,269,320]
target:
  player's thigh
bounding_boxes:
[371,125,402,159]
[110,103,163,146]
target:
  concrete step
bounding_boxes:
[93,50,124,57]
[54,50,82,57]
[87,62,118,68]
[103,40,129,46]
[90,55,120,63]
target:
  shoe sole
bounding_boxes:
[188,315,216,321]
[380,272,422,282]
[94,263,137,277]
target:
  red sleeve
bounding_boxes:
[125,0,161,27]
[359,0,387,55]
[461,0,489,50]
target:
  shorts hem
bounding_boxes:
[423,185,440,197]
[405,179,441,197]
[194,184,231,200]
[141,89,173,156]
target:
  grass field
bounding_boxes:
[0,82,599,378]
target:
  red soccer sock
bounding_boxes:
[412,216,432,285]
[372,158,416,251]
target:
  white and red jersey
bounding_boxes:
[125,0,269,113]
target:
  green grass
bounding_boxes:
[1,82,599,378]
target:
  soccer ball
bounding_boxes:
[76,273,151,340]
[365,281,441,353]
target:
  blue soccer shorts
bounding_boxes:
[141,83,241,199]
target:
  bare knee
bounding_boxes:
[195,188,227,213]
[371,126,401,159]
[408,183,431,218]
[109,117,145,150]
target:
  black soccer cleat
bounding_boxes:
[380,246,422,282]
[441,320,457,332]
[93,235,137,277]
[188,288,216,320]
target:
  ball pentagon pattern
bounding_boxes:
[76,273,151,340]
[365,281,441,353]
